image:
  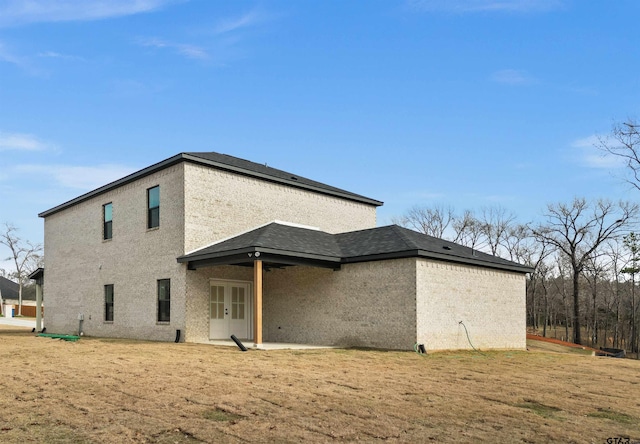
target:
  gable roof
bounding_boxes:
[177,222,533,274]
[39,152,383,218]
[0,276,19,300]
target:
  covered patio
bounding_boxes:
[178,221,531,350]
[178,222,343,348]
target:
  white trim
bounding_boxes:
[184,220,321,255]
[272,220,320,230]
[208,279,254,340]
[208,278,253,285]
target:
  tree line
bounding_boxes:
[394,119,640,353]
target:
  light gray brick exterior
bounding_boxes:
[43,159,378,341]
[185,259,417,349]
[42,155,526,350]
[184,258,526,351]
[182,163,377,252]
[43,163,187,341]
[416,259,526,351]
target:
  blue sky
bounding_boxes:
[1,0,639,272]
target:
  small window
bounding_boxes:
[147,186,160,229]
[157,279,170,322]
[105,284,114,321]
[103,203,113,240]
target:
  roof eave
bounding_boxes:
[39,152,382,218]
[342,249,533,273]
[416,250,533,273]
[178,247,341,270]
[39,154,185,218]
[181,153,383,206]
[178,246,342,265]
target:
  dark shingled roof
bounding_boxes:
[180,223,342,264]
[185,153,381,206]
[39,152,382,217]
[178,222,533,273]
[0,276,19,300]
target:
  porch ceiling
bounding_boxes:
[178,248,341,270]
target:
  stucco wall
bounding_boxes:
[43,164,187,341]
[416,259,526,351]
[183,163,377,253]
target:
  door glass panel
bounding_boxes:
[232,286,245,320]
[211,286,225,319]
[238,287,245,320]
[231,287,238,319]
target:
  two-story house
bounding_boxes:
[39,152,531,351]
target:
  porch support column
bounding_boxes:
[253,259,263,347]
[35,283,43,332]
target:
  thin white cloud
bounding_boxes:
[0,41,29,69]
[214,9,265,35]
[571,135,600,149]
[490,69,537,85]
[15,164,137,190]
[570,135,625,169]
[0,0,177,27]
[37,51,83,61]
[0,131,51,151]
[408,0,564,13]
[138,37,209,60]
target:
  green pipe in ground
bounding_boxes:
[37,333,80,342]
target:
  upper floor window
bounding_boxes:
[157,279,170,322]
[103,203,113,240]
[105,284,114,322]
[147,186,160,229]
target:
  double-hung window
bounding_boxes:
[105,284,114,322]
[147,186,160,229]
[157,279,170,322]
[103,203,113,240]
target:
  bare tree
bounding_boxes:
[583,253,607,347]
[0,223,42,316]
[604,240,626,348]
[621,232,640,354]
[533,198,638,345]
[501,223,533,263]
[452,210,485,250]
[552,255,573,341]
[393,204,455,238]
[479,206,517,257]
[599,119,640,191]
[519,236,552,333]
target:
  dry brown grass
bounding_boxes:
[1,325,639,443]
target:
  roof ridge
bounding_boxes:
[390,224,420,250]
[255,222,280,247]
[40,152,383,218]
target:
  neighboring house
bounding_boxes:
[0,276,19,299]
[39,152,532,351]
[0,276,19,305]
[0,276,38,316]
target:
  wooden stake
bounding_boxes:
[253,259,263,345]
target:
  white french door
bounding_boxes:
[209,281,252,340]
